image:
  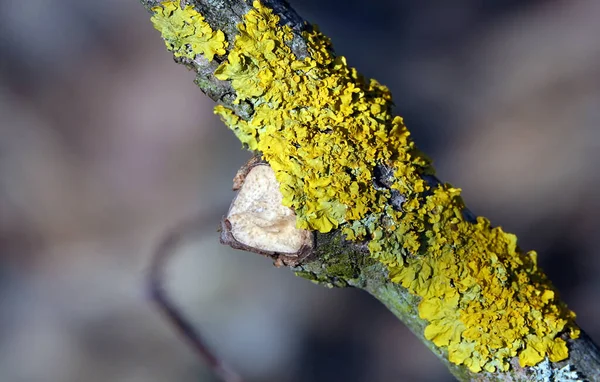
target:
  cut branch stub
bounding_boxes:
[221,162,313,266]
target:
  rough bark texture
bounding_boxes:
[138,0,600,380]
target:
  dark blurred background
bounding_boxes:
[0,0,599,381]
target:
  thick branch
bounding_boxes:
[139,1,600,380]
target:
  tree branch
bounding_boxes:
[139,0,600,380]
[149,215,244,382]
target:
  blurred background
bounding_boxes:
[0,0,599,381]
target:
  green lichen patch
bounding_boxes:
[530,358,583,381]
[151,1,227,61]
[157,0,580,373]
[294,232,375,288]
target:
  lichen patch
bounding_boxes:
[151,2,227,61]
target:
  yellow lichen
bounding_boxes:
[156,0,580,373]
[151,1,227,61]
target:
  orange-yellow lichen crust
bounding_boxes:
[151,2,227,61]
[151,0,579,373]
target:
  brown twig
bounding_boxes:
[148,215,245,382]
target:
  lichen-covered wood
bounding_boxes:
[140,0,600,380]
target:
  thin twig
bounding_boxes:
[148,214,245,382]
